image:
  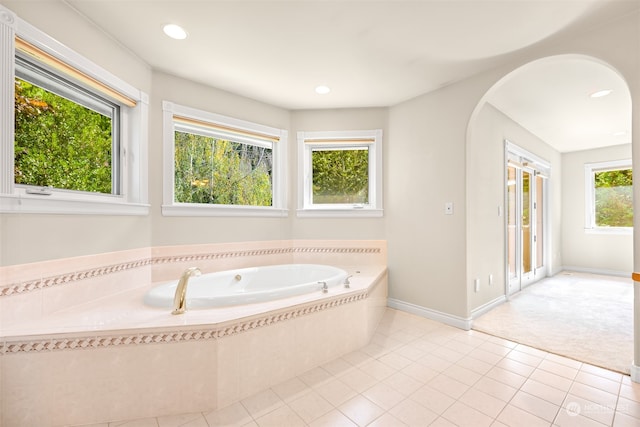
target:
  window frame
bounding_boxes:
[584,159,633,234]
[0,7,149,215]
[297,129,383,217]
[162,101,288,217]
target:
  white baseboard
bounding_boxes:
[560,266,631,278]
[387,298,472,330]
[470,295,506,320]
[631,364,640,383]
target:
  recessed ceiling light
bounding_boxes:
[163,24,188,40]
[590,89,612,98]
[315,85,331,95]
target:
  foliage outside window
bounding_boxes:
[585,160,633,230]
[298,129,383,217]
[15,65,117,195]
[162,101,287,217]
[174,130,272,206]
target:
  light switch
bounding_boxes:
[445,202,454,215]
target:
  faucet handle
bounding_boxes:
[318,281,328,293]
[344,275,353,288]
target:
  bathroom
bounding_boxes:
[1,1,640,426]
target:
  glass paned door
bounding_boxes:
[507,164,546,294]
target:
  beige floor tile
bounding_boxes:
[616,396,640,419]
[271,377,312,403]
[569,382,618,408]
[428,417,457,427]
[417,353,454,372]
[314,377,358,407]
[581,363,623,382]
[308,409,357,427]
[538,359,579,380]
[254,405,305,427]
[554,408,607,427]
[409,385,456,415]
[342,350,374,368]
[466,348,505,365]
[442,339,475,355]
[362,382,405,410]
[521,378,568,406]
[485,366,527,389]
[394,343,427,361]
[478,341,512,357]
[613,411,640,427]
[339,368,378,393]
[428,373,471,399]
[495,404,550,427]
[472,376,518,402]
[513,344,549,358]
[157,412,208,427]
[442,401,493,427]
[456,355,494,375]
[619,383,640,403]
[389,398,438,426]
[401,361,439,383]
[288,390,333,424]
[458,388,507,418]
[367,412,409,427]
[545,353,583,370]
[205,402,253,426]
[529,368,573,392]
[562,393,614,425]
[321,357,355,377]
[430,346,465,363]
[382,371,424,396]
[496,357,536,377]
[240,389,285,419]
[338,394,385,426]
[360,359,397,381]
[379,351,414,370]
[108,419,158,427]
[298,366,333,388]
[505,349,543,368]
[574,370,621,395]
[441,364,482,386]
[510,391,560,422]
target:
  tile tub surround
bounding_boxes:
[0,240,387,426]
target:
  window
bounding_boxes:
[297,129,383,217]
[162,101,287,217]
[0,10,148,214]
[585,159,633,232]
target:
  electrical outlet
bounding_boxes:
[474,279,480,292]
[489,274,493,285]
[445,202,454,215]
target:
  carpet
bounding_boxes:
[472,271,633,374]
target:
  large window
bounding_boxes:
[297,129,383,217]
[0,9,148,214]
[162,102,287,217]
[585,159,633,231]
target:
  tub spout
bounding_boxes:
[319,281,328,293]
[344,275,353,288]
[172,267,201,315]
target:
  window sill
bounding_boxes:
[296,208,383,218]
[0,194,149,215]
[585,227,633,236]
[162,204,288,217]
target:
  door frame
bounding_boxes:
[504,140,551,296]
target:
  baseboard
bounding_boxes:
[470,295,506,320]
[631,364,640,383]
[387,298,472,331]
[560,266,631,278]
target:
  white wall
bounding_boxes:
[562,144,633,275]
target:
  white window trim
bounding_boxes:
[297,129,383,218]
[0,6,149,215]
[162,101,288,217]
[584,158,632,235]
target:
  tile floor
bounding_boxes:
[77,308,640,427]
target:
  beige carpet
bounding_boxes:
[473,271,633,374]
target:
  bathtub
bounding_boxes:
[144,263,349,309]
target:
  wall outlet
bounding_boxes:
[489,274,493,286]
[474,278,480,292]
[445,202,454,215]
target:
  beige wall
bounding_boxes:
[562,144,633,275]
[466,103,562,313]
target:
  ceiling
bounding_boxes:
[59,0,637,152]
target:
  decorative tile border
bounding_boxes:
[0,246,382,297]
[0,289,372,355]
